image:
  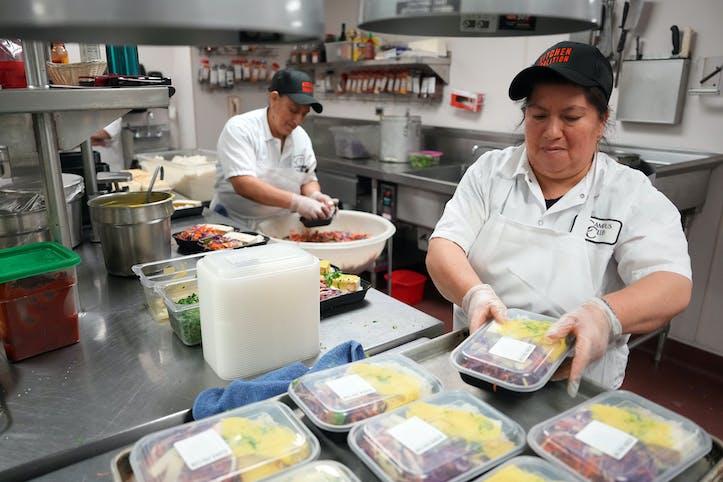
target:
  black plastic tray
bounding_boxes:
[173,229,269,255]
[320,278,372,318]
[171,205,204,220]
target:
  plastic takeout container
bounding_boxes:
[329,125,380,159]
[131,252,206,321]
[257,210,395,274]
[267,460,361,482]
[156,278,201,346]
[473,456,576,481]
[349,390,525,482]
[408,150,443,168]
[136,149,217,201]
[289,354,443,432]
[0,242,81,361]
[528,390,712,482]
[451,308,570,392]
[130,399,320,482]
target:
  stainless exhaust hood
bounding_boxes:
[0,0,324,45]
[359,0,601,37]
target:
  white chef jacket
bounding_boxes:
[211,108,318,228]
[93,118,124,171]
[431,145,691,388]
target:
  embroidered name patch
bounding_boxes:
[585,216,622,245]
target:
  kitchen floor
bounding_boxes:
[406,287,723,440]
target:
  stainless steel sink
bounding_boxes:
[404,164,470,184]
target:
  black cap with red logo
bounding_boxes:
[509,41,613,102]
[269,68,323,113]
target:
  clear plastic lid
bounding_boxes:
[528,390,712,482]
[289,354,443,432]
[267,460,361,482]
[198,243,317,280]
[473,456,576,481]
[348,390,525,482]
[130,400,320,482]
[451,309,571,392]
[131,252,206,288]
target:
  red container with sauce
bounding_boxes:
[0,242,81,361]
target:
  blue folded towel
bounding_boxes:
[193,340,365,420]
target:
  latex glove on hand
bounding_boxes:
[308,191,337,212]
[545,297,622,398]
[290,193,328,220]
[462,284,508,333]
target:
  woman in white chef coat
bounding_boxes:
[426,42,692,397]
[210,68,334,230]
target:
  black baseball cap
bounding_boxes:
[509,41,613,102]
[269,68,323,113]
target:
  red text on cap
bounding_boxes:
[301,81,313,93]
[536,47,573,67]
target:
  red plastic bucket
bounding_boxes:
[385,270,427,305]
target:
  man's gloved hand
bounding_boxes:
[462,284,508,333]
[290,193,327,220]
[545,297,622,397]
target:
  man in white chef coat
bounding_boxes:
[210,69,334,229]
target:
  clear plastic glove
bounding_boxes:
[308,191,337,211]
[290,193,328,220]
[545,298,621,398]
[462,284,508,333]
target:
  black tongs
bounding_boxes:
[300,203,338,228]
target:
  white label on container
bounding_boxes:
[575,420,638,460]
[489,336,536,363]
[387,416,447,455]
[326,374,376,400]
[173,429,232,471]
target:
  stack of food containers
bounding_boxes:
[473,456,576,481]
[197,244,320,379]
[267,460,360,482]
[130,400,319,481]
[0,242,81,361]
[289,354,443,432]
[348,390,526,482]
[451,309,571,392]
[136,149,218,202]
[528,390,712,482]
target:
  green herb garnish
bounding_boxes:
[177,292,199,305]
[324,270,342,287]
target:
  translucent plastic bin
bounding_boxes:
[324,41,353,62]
[136,149,218,201]
[528,390,712,482]
[349,390,526,482]
[258,210,396,274]
[0,242,81,361]
[289,353,443,432]
[473,456,576,481]
[408,150,443,168]
[329,125,380,159]
[131,252,207,322]
[156,278,201,346]
[267,460,361,482]
[384,269,427,305]
[130,399,320,482]
[451,309,571,392]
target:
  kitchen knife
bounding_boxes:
[671,25,680,56]
[614,1,630,87]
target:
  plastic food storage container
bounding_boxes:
[156,278,201,346]
[349,390,526,482]
[0,242,81,361]
[289,354,443,432]
[130,399,320,482]
[329,125,380,159]
[197,244,320,380]
[408,150,443,168]
[267,460,361,482]
[136,149,217,201]
[131,252,206,322]
[451,309,570,392]
[473,456,576,481]
[528,390,712,482]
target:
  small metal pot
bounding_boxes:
[88,192,174,276]
[0,209,49,249]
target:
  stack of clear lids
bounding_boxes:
[451,309,571,392]
[129,400,319,482]
[528,390,712,482]
[473,456,576,481]
[289,353,443,432]
[348,390,525,482]
[267,460,360,482]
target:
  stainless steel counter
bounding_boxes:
[0,220,444,481]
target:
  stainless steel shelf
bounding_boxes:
[0,86,170,114]
[295,56,451,83]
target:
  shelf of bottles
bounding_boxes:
[196,45,286,90]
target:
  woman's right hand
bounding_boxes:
[462,284,508,333]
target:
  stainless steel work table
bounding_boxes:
[0,221,445,481]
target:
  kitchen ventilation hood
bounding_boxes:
[0,0,324,45]
[359,0,601,37]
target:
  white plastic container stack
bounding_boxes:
[197,244,320,380]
